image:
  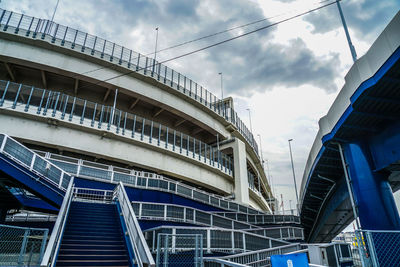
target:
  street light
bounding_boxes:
[218,72,223,100]
[154,27,159,62]
[246,108,253,134]
[288,139,299,207]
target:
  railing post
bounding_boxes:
[38,229,49,263]
[141,118,145,141]
[18,229,29,266]
[0,135,7,153]
[58,172,64,188]
[0,80,10,107]
[12,83,22,109]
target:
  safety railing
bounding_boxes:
[144,226,289,254]
[0,224,48,267]
[40,177,74,267]
[204,258,249,267]
[0,134,72,192]
[207,243,303,267]
[0,8,260,159]
[72,187,114,203]
[213,211,301,225]
[0,80,232,176]
[132,201,303,240]
[36,150,272,216]
[355,229,400,267]
[114,182,155,267]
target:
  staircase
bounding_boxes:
[56,201,131,267]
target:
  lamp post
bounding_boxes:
[336,0,357,63]
[154,27,159,62]
[246,108,253,134]
[288,139,299,207]
[218,72,223,100]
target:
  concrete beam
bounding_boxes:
[4,62,15,81]
[152,107,164,118]
[129,98,140,110]
[74,79,79,95]
[192,127,203,136]
[174,118,186,127]
[41,70,47,89]
[103,88,111,102]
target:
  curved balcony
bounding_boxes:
[0,9,260,159]
[0,80,233,177]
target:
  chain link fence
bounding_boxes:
[156,233,203,267]
[0,224,48,267]
[355,230,400,267]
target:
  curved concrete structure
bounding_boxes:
[300,11,400,242]
[0,9,272,211]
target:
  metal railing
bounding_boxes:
[0,134,72,192]
[204,258,249,267]
[0,80,233,176]
[355,229,400,267]
[205,243,302,267]
[213,211,300,225]
[0,224,48,267]
[72,187,114,203]
[0,8,260,159]
[132,201,303,240]
[144,226,289,254]
[114,182,155,267]
[156,233,203,267]
[40,177,74,267]
[6,212,57,222]
[37,150,275,216]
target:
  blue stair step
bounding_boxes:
[56,202,131,267]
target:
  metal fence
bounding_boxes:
[213,212,300,225]
[132,201,303,240]
[35,150,278,217]
[0,134,72,193]
[0,224,48,267]
[0,8,260,159]
[0,80,233,177]
[355,230,400,267]
[144,226,289,254]
[156,234,203,267]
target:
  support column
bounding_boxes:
[343,141,400,230]
[232,138,249,205]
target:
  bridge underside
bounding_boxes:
[302,44,400,242]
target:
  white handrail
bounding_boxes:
[40,177,74,267]
[115,181,155,267]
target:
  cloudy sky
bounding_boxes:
[2,0,400,211]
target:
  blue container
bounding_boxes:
[271,253,309,267]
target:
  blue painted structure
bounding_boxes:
[300,12,400,242]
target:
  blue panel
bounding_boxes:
[369,121,400,171]
[271,253,309,267]
[0,155,64,207]
[344,142,400,230]
[14,194,58,213]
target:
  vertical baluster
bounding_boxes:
[199,140,201,161]
[158,124,161,146]
[128,50,132,68]
[26,17,34,36]
[15,14,24,34]
[183,76,186,93]
[71,29,78,49]
[195,84,198,100]
[12,84,22,109]
[110,43,115,62]
[101,39,106,58]
[61,26,68,46]
[204,143,207,163]
[81,32,88,52]
[164,65,167,83]
[91,103,97,127]
[37,89,46,114]
[165,127,169,149]
[193,138,195,158]
[107,106,112,130]
[119,46,124,65]
[151,58,155,77]
[52,92,60,117]
[149,121,153,143]
[157,63,161,81]
[80,100,87,124]
[173,130,176,151]
[98,105,104,128]
[122,111,127,135]
[24,86,34,112]
[180,133,183,154]
[51,24,59,43]
[186,136,189,156]
[91,36,97,55]
[132,115,136,138]
[177,73,180,90]
[116,110,121,133]
[171,69,174,87]
[136,53,141,71]
[3,11,13,31]
[61,95,69,119]
[68,97,76,121]
[144,57,148,75]
[141,118,145,141]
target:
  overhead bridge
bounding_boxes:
[300,11,400,242]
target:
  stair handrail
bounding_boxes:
[114,181,155,267]
[40,177,75,267]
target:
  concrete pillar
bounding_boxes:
[232,138,249,205]
[344,141,400,230]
